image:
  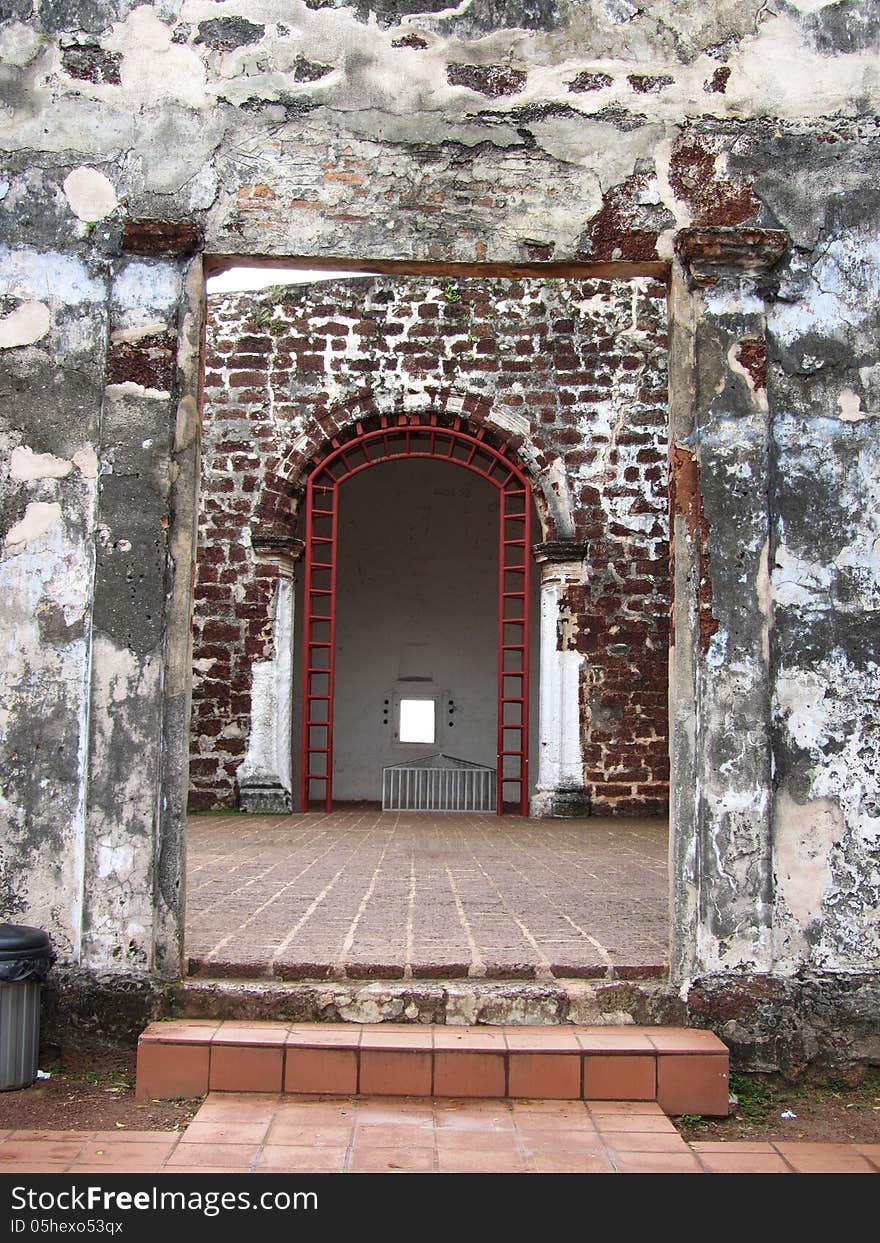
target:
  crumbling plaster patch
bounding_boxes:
[0,246,104,305]
[62,166,118,222]
[774,654,880,970]
[81,635,163,970]
[0,300,51,348]
[4,500,62,549]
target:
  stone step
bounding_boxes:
[171,974,678,1027]
[136,1021,730,1117]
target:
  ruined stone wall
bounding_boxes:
[191,275,669,813]
[0,0,878,1064]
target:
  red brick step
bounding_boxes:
[136,1022,729,1117]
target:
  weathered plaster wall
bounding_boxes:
[0,0,878,1064]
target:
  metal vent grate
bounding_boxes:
[382,753,496,812]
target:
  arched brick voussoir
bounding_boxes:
[255,388,558,542]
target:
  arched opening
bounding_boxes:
[297,414,536,815]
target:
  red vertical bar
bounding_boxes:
[520,496,531,817]
[496,489,505,815]
[325,481,338,812]
[299,475,337,812]
[299,478,315,812]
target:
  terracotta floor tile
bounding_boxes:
[2,1163,75,1173]
[593,1113,677,1133]
[8,1129,94,1142]
[583,1055,656,1101]
[434,1051,507,1098]
[285,1047,358,1094]
[265,1122,353,1147]
[603,1131,690,1153]
[91,1130,178,1145]
[141,1020,219,1044]
[504,1028,581,1052]
[656,1053,729,1117]
[528,1153,615,1174]
[350,1123,432,1146]
[360,1027,434,1051]
[356,1106,435,1128]
[513,1110,596,1133]
[212,1022,289,1046]
[77,1141,180,1164]
[257,1146,347,1172]
[348,1145,435,1173]
[508,1053,581,1100]
[0,1140,87,1163]
[136,1041,210,1100]
[274,1098,359,1121]
[437,1149,529,1173]
[585,1100,665,1115]
[179,1121,271,1145]
[433,1105,515,1132]
[518,1131,609,1156]
[69,1164,167,1174]
[434,1129,521,1153]
[643,1028,727,1053]
[576,1028,655,1052]
[613,1152,703,1173]
[856,1144,880,1168]
[193,1092,281,1121]
[510,1099,592,1116]
[210,1045,284,1093]
[170,1166,254,1174]
[691,1140,779,1153]
[287,1026,361,1049]
[359,1050,432,1096]
[433,1027,506,1051]
[773,1145,875,1173]
[165,1143,260,1169]
[697,1153,791,1173]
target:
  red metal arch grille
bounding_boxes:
[300,413,533,816]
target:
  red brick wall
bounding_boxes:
[190,275,669,813]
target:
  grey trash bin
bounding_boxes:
[0,924,54,1091]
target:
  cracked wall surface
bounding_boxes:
[0,0,878,1064]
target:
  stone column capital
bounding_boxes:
[532,539,585,564]
[674,227,788,290]
[251,534,305,578]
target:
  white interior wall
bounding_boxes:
[293,457,538,804]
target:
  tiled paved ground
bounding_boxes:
[185,811,668,979]
[1,1099,877,1174]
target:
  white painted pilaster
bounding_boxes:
[238,576,295,812]
[530,547,590,818]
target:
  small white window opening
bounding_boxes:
[399,699,435,744]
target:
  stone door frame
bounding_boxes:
[156,232,787,984]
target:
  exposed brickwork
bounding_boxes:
[190,275,669,814]
[106,331,177,391]
[567,71,613,92]
[446,63,527,98]
[668,139,760,228]
[670,446,717,655]
[60,45,122,85]
[628,74,674,94]
[577,174,675,263]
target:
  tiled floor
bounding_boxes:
[185,811,668,980]
[1,1098,877,1174]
